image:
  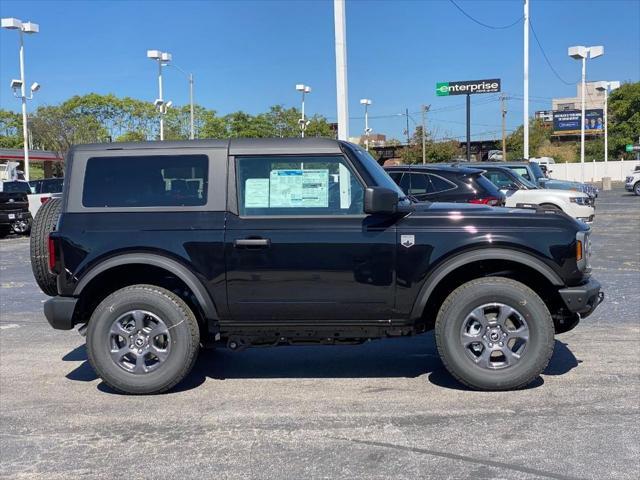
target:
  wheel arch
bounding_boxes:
[73,253,219,323]
[410,248,564,321]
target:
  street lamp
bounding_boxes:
[2,17,40,181]
[595,80,620,163]
[147,50,173,140]
[568,45,604,181]
[167,64,195,140]
[296,84,311,138]
[359,99,372,150]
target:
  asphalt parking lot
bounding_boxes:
[1,186,639,480]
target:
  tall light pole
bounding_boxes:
[359,98,372,150]
[168,64,195,140]
[2,18,40,181]
[295,84,311,138]
[569,45,604,181]
[523,0,529,160]
[334,0,349,140]
[147,50,173,141]
[595,80,620,163]
[421,104,430,164]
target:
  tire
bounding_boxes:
[30,197,61,296]
[634,182,640,196]
[540,203,562,212]
[435,277,555,391]
[86,284,200,394]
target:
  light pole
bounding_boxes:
[595,80,620,163]
[2,17,40,181]
[523,0,529,160]
[359,99,372,150]
[421,105,430,164]
[568,45,604,181]
[147,50,173,140]
[296,84,311,138]
[167,64,195,140]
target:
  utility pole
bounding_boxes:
[523,0,529,159]
[501,94,507,161]
[334,0,349,140]
[421,104,430,164]
[405,108,410,146]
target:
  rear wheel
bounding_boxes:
[435,277,555,391]
[86,284,200,394]
[30,197,61,296]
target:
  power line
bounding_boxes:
[529,19,578,86]
[448,0,523,30]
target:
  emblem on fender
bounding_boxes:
[400,234,415,248]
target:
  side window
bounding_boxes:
[408,173,430,195]
[387,171,403,184]
[236,155,364,216]
[486,170,513,188]
[83,155,208,207]
[43,178,63,194]
[399,173,411,193]
[510,167,531,181]
[427,174,456,193]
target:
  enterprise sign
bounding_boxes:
[436,79,501,96]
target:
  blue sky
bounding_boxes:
[1,0,638,141]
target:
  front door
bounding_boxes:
[225,153,396,322]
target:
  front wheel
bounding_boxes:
[634,182,640,196]
[86,284,200,394]
[435,277,554,391]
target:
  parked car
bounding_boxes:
[28,177,64,218]
[476,165,595,223]
[385,164,505,205]
[0,180,32,236]
[466,161,598,200]
[37,139,602,394]
[625,169,640,195]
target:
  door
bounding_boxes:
[225,154,396,322]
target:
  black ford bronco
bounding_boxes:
[38,138,603,394]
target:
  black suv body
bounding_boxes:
[42,139,603,394]
[0,181,32,236]
[385,165,505,205]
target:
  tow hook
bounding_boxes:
[78,324,88,337]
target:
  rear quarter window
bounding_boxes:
[82,155,208,208]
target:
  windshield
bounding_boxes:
[529,162,545,180]
[1,181,31,193]
[514,172,537,189]
[343,143,412,203]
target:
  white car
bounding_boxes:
[482,166,595,223]
[625,168,640,196]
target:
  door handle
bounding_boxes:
[234,238,270,248]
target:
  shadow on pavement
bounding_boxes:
[62,335,580,395]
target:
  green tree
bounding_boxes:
[0,109,22,148]
[608,81,640,159]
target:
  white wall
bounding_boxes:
[547,160,640,182]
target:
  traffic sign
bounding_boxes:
[626,144,640,152]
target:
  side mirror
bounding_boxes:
[364,187,398,214]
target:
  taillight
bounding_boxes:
[41,196,51,205]
[48,236,56,272]
[469,197,500,206]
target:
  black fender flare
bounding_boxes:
[409,248,564,319]
[73,253,219,320]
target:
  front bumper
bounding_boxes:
[626,183,634,191]
[558,278,604,319]
[44,296,78,330]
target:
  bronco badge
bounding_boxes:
[400,235,415,248]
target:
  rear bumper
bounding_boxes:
[0,210,31,225]
[44,296,78,330]
[558,278,603,319]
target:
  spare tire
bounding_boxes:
[30,197,62,296]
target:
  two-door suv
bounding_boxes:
[40,139,603,394]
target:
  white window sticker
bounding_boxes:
[245,178,270,208]
[269,169,329,208]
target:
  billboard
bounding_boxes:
[436,79,501,96]
[552,109,604,135]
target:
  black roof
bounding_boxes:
[384,164,484,175]
[71,138,345,155]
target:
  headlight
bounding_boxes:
[570,197,588,205]
[576,231,592,273]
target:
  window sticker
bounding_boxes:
[269,169,329,208]
[245,178,270,208]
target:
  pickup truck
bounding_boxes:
[38,139,603,394]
